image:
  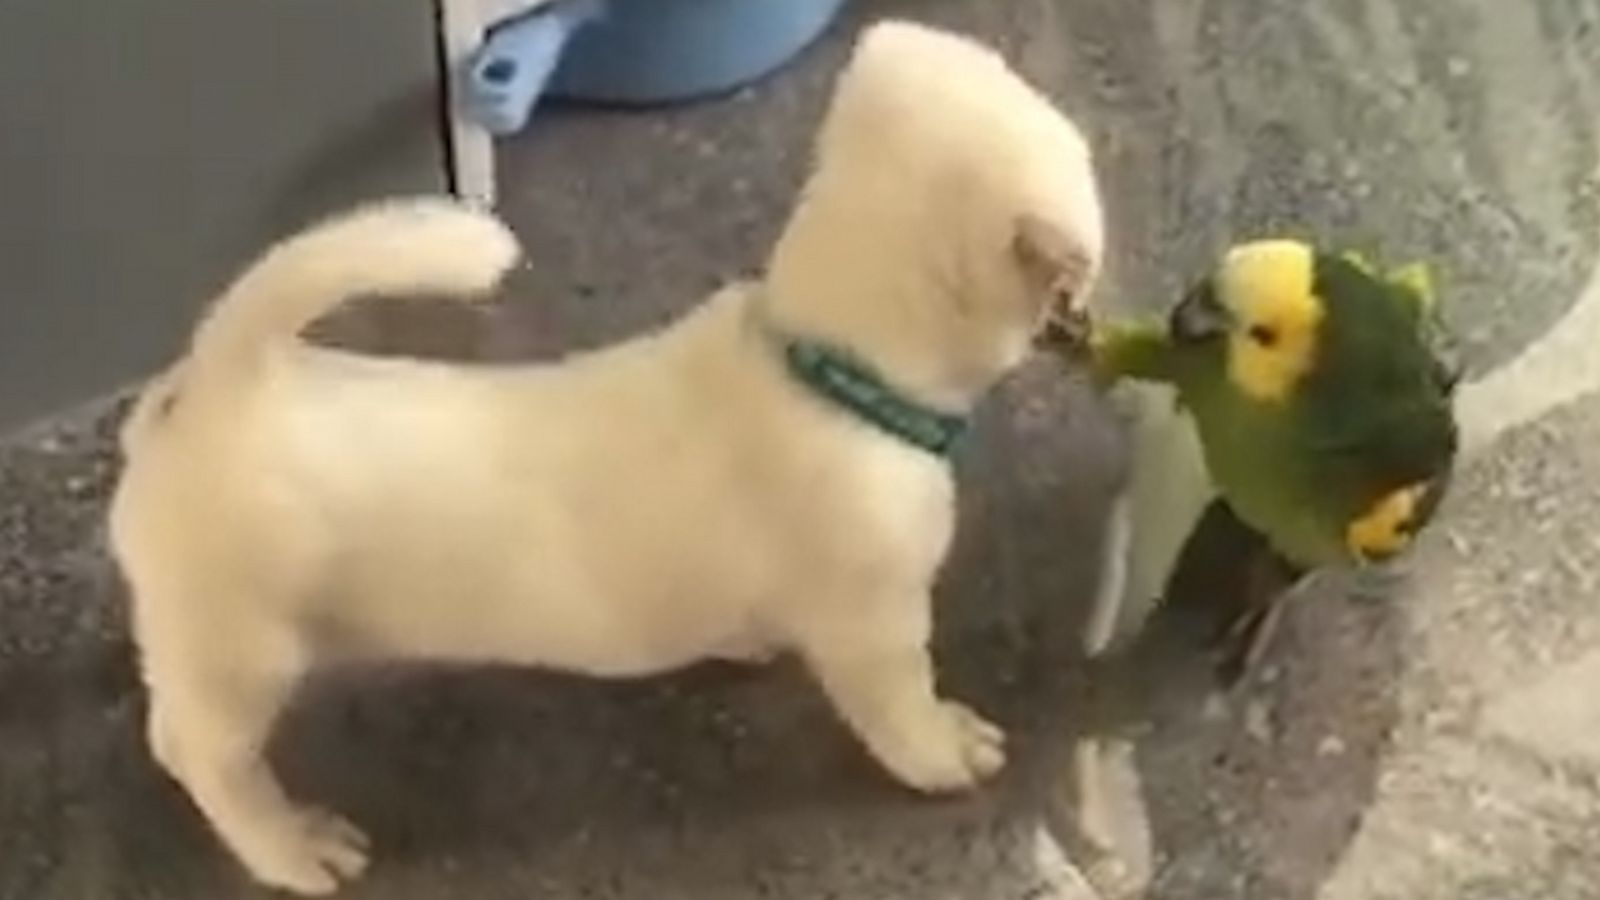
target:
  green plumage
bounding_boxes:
[1091,251,1458,570]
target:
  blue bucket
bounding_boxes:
[551,0,848,104]
[463,0,847,135]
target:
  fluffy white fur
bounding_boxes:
[110,21,1103,894]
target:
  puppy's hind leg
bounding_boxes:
[139,611,368,895]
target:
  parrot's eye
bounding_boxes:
[1248,324,1279,347]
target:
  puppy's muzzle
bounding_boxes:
[1035,305,1092,356]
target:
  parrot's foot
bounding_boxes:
[1215,594,1289,688]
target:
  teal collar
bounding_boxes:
[771,331,968,458]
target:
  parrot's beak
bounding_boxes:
[1170,280,1231,343]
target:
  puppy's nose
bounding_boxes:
[1035,305,1091,355]
[1051,284,1085,321]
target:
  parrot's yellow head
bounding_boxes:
[1171,240,1324,404]
[1169,238,1456,403]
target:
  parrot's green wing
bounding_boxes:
[1292,254,1459,529]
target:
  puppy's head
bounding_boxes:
[769,21,1104,403]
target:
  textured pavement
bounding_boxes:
[3,1,1599,898]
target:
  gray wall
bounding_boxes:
[0,0,450,429]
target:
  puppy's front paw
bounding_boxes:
[241,806,371,896]
[884,701,1006,794]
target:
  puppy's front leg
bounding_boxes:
[799,602,1005,793]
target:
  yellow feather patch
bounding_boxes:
[1389,262,1437,314]
[1340,250,1377,275]
[1346,483,1426,561]
[1217,241,1323,404]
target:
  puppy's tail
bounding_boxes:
[187,196,520,384]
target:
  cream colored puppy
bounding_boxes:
[110,20,1103,895]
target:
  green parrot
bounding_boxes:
[1051,240,1461,684]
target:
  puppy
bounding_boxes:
[110,21,1103,894]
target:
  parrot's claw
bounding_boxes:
[1215,596,1289,689]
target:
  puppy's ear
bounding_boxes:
[1012,213,1092,299]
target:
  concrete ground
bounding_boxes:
[2,1,1598,898]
